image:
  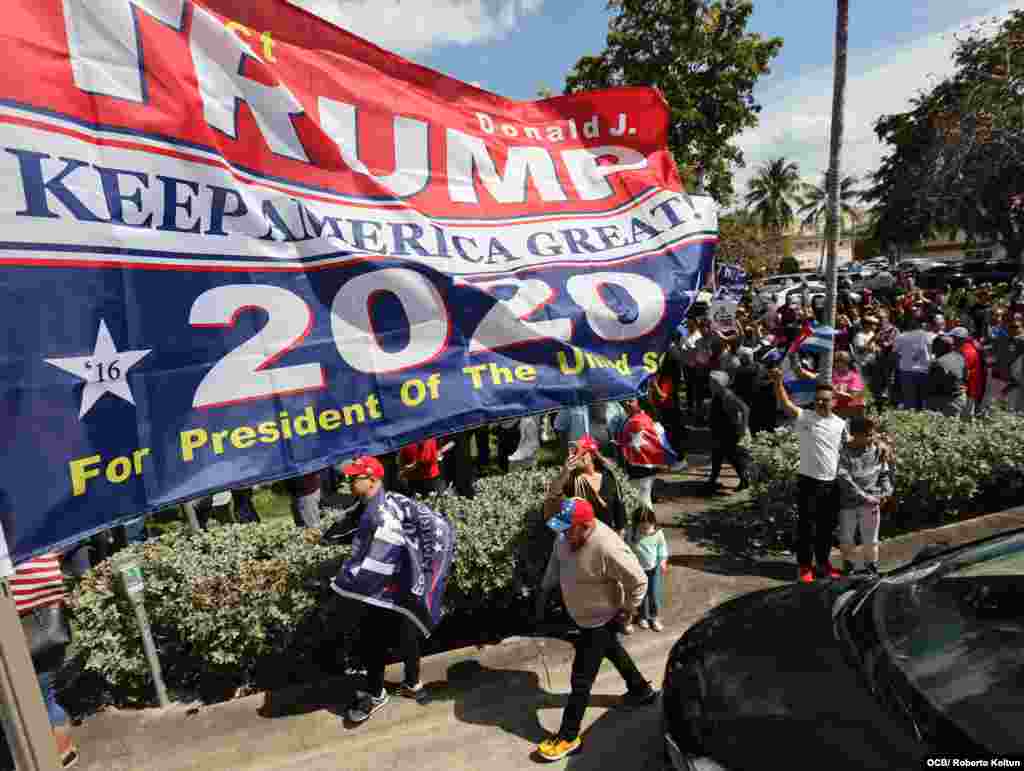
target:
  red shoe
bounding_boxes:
[797,565,815,583]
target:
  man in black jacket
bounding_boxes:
[702,370,752,495]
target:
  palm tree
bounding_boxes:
[798,174,864,232]
[798,174,864,268]
[744,158,802,260]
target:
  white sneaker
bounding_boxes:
[650,619,664,632]
[621,623,635,635]
[637,618,650,630]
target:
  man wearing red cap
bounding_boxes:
[332,456,455,724]
[532,496,656,761]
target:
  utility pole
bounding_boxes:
[821,0,849,385]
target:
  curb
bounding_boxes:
[72,504,1024,771]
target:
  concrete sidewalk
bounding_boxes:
[68,471,1024,771]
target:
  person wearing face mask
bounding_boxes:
[533,497,656,762]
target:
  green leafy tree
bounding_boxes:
[717,214,777,278]
[744,157,802,258]
[866,10,1024,268]
[563,0,782,204]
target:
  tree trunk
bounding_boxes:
[820,0,849,387]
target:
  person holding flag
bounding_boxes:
[779,320,833,414]
[332,456,456,723]
[617,398,683,512]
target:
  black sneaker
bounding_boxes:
[347,689,390,723]
[619,685,659,708]
[398,681,429,704]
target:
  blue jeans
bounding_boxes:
[640,567,662,620]
[899,371,929,410]
[37,669,67,727]
[64,543,92,577]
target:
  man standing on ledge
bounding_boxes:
[769,369,848,583]
[533,497,657,761]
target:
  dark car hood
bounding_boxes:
[676,581,927,771]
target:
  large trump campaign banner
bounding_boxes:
[0,0,717,561]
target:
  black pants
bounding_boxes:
[474,426,493,468]
[709,441,750,485]
[688,370,709,417]
[345,603,422,696]
[558,620,649,740]
[496,423,521,474]
[659,406,687,456]
[683,367,701,412]
[232,488,260,523]
[407,476,445,497]
[796,475,839,568]
[443,432,475,498]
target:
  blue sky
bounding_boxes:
[291,0,1022,196]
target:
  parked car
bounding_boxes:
[895,258,946,275]
[662,528,1024,771]
[850,269,897,292]
[754,281,826,315]
[917,258,1019,290]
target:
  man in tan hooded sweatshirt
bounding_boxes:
[533,496,657,761]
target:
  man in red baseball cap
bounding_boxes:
[532,496,656,761]
[332,455,455,724]
[341,456,385,501]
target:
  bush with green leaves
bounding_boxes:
[745,408,1024,544]
[67,464,641,707]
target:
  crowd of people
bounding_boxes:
[20,264,1024,766]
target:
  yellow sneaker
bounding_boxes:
[537,735,581,761]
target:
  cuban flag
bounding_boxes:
[783,323,835,406]
[618,410,679,468]
[801,324,836,356]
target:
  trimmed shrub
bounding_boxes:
[744,408,1024,546]
[779,254,800,274]
[67,465,641,707]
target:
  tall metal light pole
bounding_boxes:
[820,0,849,385]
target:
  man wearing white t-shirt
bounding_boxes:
[770,369,847,583]
[893,319,936,410]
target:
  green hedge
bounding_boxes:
[745,408,1024,541]
[66,466,641,707]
